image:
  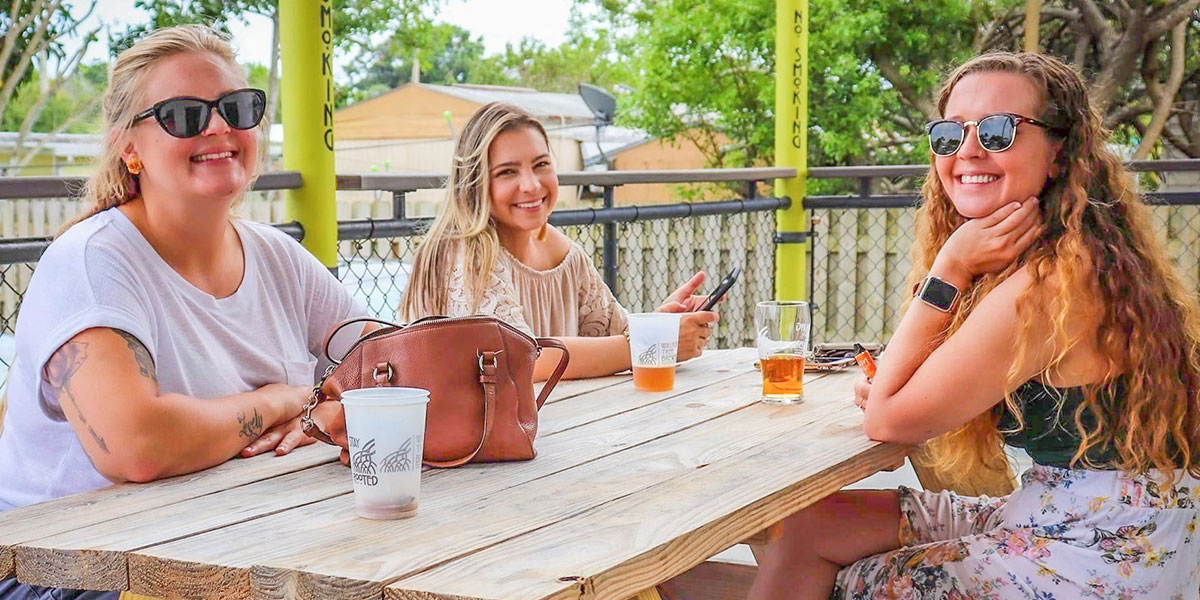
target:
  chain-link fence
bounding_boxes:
[3,163,1197,372]
[0,261,33,342]
[809,201,1200,344]
[809,205,917,345]
[335,207,777,349]
[337,235,418,320]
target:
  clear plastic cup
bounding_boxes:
[341,387,430,519]
[628,312,682,391]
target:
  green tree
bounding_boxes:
[806,0,980,168]
[342,23,487,105]
[472,32,630,94]
[580,0,1200,185]
[1,61,105,133]
[120,0,444,159]
[1172,10,1200,157]
[341,22,630,104]
[1,0,102,174]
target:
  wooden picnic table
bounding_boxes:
[0,348,912,600]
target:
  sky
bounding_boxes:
[80,0,574,76]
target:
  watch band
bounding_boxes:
[915,275,959,312]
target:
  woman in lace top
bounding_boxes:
[399,102,718,381]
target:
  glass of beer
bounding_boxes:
[627,312,682,391]
[754,301,810,404]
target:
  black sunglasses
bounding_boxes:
[925,113,1067,156]
[131,88,266,138]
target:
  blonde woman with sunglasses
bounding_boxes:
[0,26,368,598]
[750,52,1200,599]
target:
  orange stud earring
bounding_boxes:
[126,157,142,175]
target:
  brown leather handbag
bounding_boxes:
[302,315,569,467]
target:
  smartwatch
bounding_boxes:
[915,275,959,312]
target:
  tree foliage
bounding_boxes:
[580,0,775,167]
[1,0,102,174]
[471,32,630,94]
[1,60,104,133]
[341,23,486,105]
[122,0,443,160]
[341,23,630,103]
[579,0,1200,179]
[111,0,432,55]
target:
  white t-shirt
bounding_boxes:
[0,208,366,510]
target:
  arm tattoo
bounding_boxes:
[114,329,157,384]
[43,341,109,454]
[237,408,264,440]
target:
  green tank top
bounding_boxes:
[997,380,1122,469]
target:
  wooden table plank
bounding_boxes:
[245,373,852,600]
[5,350,902,600]
[537,349,755,437]
[0,442,341,580]
[537,346,759,407]
[386,374,911,600]
[8,350,753,596]
[13,462,350,590]
[8,351,751,591]
[121,364,817,599]
[536,374,626,405]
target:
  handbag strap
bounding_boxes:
[422,338,568,466]
[302,412,337,446]
[321,317,404,364]
[320,315,497,364]
[534,338,570,409]
[422,350,500,468]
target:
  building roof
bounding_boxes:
[555,124,653,167]
[335,82,621,141]
[418,84,598,125]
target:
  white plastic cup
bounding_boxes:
[627,312,682,391]
[341,387,430,519]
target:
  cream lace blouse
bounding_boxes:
[405,241,629,338]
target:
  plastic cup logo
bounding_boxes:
[636,341,679,366]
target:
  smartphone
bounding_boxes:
[699,267,741,312]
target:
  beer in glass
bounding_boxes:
[754,301,810,404]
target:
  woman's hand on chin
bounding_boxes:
[936,196,1042,281]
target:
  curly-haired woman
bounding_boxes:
[750,52,1200,599]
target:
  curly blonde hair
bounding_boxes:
[913,52,1200,488]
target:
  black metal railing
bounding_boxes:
[333,169,791,349]
[2,160,1197,363]
[0,168,793,365]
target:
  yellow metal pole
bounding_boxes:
[280,0,338,268]
[774,0,808,300]
[1024,0,1041,53]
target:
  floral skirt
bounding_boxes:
[833,465,1200,599]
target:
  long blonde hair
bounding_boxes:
[58,24,252,235]
[399,102,551,319]
[915,52,1200,487]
